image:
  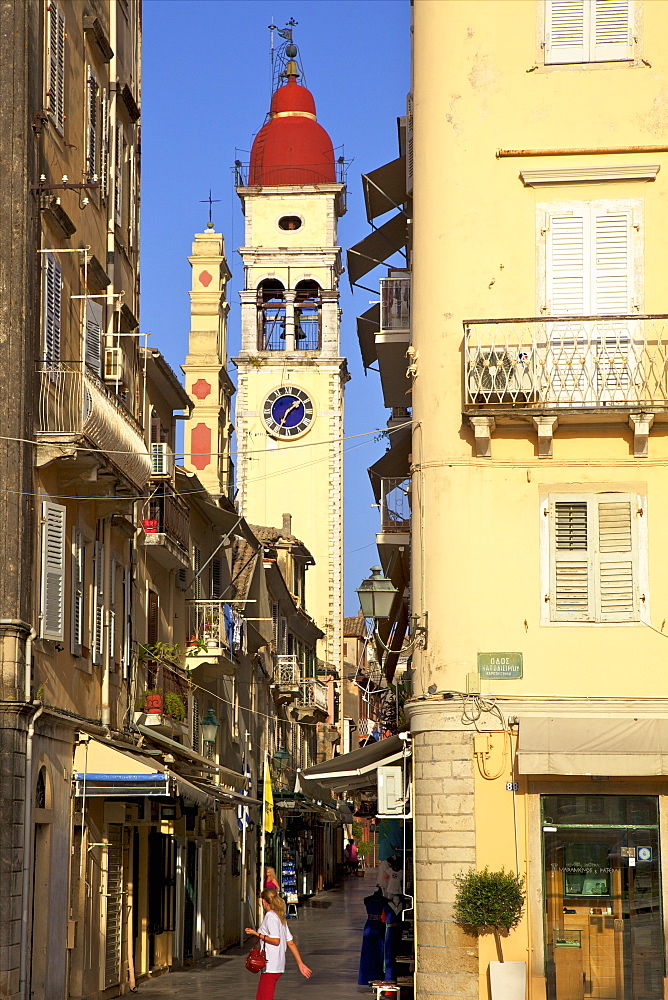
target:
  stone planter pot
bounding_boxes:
[489,961,526,1000]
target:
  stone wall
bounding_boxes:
[412,727,479,1000]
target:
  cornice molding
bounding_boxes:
[520,165,660,186]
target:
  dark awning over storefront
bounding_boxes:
[357,303,380,370]
[518,716,668,776]
[347,213,407,287]
[362,156,407,222]
[302,735,409,792]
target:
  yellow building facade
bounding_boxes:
[405,2,668,999]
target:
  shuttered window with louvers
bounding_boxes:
[70,527,85,656]
[92,541,105,665]
[147,590,159,645]
[85,299,103,376]
[44,254,62,364]
[41,502,66,640]
[545,0,632,64]
[47,1,66,132]
[86,66,99,178]
[547,492,643,622]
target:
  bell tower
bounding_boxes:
[233,43,347,675]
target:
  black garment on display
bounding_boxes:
[358,888,386,986]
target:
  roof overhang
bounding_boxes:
[347,213,407,287]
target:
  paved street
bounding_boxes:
[134,870,375,999]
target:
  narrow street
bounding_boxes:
[134,871,378,999]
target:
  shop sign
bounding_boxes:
[478,652,523,679]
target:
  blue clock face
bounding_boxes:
[263,386,314,438]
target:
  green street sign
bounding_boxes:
[478,652,523,679]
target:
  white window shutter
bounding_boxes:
[92,541,105,665]
[86,66,99,179]
[47,1,66,131]
[595,497,637,621]
[44,254,62,364]
[121,565,131,679]
[41,502,66,640]
[85,299,103,375]
[70,528,84,656]
[108,558,117,665]
[550,499,593,621]
[545,0,587,64]
[100,88,109,202]
[592,211,632,315]
[546,212,587,316]
[592,0,632,61]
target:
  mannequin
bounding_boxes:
[383,894,406,982]
[358,887,386,986]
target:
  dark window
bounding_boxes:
[278,216,302,231]
[294,279,321,350]
[257,279,286,350]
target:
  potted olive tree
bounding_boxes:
[453,867,526,1000]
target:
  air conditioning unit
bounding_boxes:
[468,349,535,404]
[103,347,128,388]
[150,442,174,478]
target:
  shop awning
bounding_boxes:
[73,737,221,808]
[347,213,407,287]
[136,724,247,789]
[357,303,379,370]
[301,735,409,792]
[362,156,407,222]
[517,716,668,776]
[368,425,412,504]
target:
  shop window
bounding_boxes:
[542,794,662,1000]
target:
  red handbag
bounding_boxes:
[245,939,267,974]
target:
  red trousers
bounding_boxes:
[256,972,282,1000]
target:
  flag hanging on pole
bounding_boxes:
[264,759,274,834]
[238,758,251,831]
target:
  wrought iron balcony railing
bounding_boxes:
[36,360,150,488]
[380,477,411,534]
[145,482,189,551]
[275,655,299,686]
[297,677,328,713]
[137,660,189,723]
[464,315,668,409]
[187,601,230,652]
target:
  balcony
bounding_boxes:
[141,482,189,570]
[294,677,329,723]
[134,661,189,738]
[380,477,411,534]
[377,274,411,409]
[464,315,668,414]
[186,601,236,677]
[36,360,151,490]
[272,654,300,705]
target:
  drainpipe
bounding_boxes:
[101,517,112,727]
[19,699,43,1000]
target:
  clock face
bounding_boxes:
[263,386,315,438]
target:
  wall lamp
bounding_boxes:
[201,708,220,745]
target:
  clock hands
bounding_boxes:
[279,400,301,427]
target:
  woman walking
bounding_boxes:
[263,866,280,891]
[245,888,312,1000]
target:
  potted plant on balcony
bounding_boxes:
[164,692,186,722]
[453,867,526,1000]
[142,689,163,715]
[141,518,159,533]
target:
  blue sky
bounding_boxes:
[141,0,410,614]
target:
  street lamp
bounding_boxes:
[272,747,291,773]
[356,566,398,621]
[201,708,220,746]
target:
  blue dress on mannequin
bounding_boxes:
[383,897,404,982]
[358,888,386,986]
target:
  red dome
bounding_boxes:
[249,76,336,186]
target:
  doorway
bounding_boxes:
[542,794,663,1000]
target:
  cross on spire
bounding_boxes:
[199,189,220,229]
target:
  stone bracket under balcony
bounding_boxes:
[142,531,190,570]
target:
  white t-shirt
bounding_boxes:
[258,909,293,974]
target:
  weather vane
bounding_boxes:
[199,189,220,229]
[268,18,305,95]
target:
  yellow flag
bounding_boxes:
[264,762,274,833]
